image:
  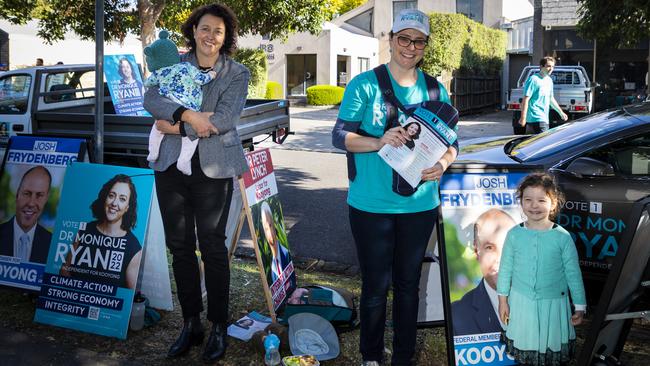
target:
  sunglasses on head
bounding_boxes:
[396,35,428,50]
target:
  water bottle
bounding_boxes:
[263,333,281,366]
[129,292,146,331]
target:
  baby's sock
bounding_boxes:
[177,137,199,175]
[147,127,164,162]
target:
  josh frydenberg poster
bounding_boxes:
[242,148,296,311]
[441,171,528,366]
[34,163,155,339]
[0,136,85,291]
[104,54,149,116]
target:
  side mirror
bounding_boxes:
[565,157,615,177]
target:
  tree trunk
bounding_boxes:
[138,0,166,76]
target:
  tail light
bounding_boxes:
[507,103,520,110]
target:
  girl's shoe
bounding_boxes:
[361,362,380,366]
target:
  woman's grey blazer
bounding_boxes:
[143,52,250,178]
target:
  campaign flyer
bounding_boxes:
[0,136,84,291]
[34,163,154,339]
[441,171,527,365]
[378,106,457,188]
[104,54,150,116]
[227,311,273,341]
[242,148,296,310]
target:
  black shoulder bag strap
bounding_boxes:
[374,64,408,132]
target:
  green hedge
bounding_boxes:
[265,81,283,99]
[306,85,345,105]
[422,13,506,76]
[233,48,267,98]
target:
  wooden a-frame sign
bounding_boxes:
[226,148,297,322]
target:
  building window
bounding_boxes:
[393,1,418,22]
[456,0,483,23]
[346,8,373,34]
[358,57,370,73]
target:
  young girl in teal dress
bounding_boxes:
[497,173,586,365]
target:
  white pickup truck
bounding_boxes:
[507,65,596,134]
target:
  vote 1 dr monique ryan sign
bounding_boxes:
[34,163,155,339]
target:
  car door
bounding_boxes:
[550,131,650,306]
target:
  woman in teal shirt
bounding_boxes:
[331,9,458,366]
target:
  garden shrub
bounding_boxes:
[422,13,506,76]
[306,85,345,105]
[265,81,283,99]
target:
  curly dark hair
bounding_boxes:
[181,3,238,57]
[404,122,421,140]
[90,174,138,231]
[516,172,565,220]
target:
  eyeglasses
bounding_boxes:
[396,35,428,50]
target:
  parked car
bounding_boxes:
[454,102,650,305]
[507,65,596,134]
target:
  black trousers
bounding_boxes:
[155,153,233,324]
[349,206,437,365]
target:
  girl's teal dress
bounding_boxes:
[497,223,586,365]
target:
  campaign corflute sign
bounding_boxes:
[440,171,527,365]
[0,136,84,291]
[34,163,154,339]
[104,54,149,116]
[242,148,296,311]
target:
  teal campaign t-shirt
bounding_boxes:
[338,67,452,214]
[523,73,554,123]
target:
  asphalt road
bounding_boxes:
[237,106,514,266]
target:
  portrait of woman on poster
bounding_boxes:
[403,122,421,150]
[117,57,144,97]
[143,3,250,362]
[60,174,142,290]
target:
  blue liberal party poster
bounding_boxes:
[441,171,529,366]
[34,163,154,339]
[104,54,150,116]
[0,136,84,291]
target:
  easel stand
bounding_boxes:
[237,177,278,322]
[578,198,650,365]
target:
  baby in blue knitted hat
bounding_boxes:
[144,30,217,175]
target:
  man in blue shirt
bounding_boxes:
[519,56,568,133]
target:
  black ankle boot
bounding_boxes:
[202,323,227,363]
[167,316,204,358]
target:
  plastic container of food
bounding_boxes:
[282,355,320,366]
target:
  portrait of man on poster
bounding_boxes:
[0,166,53,264]
[260,201,291,286]
[451,208,516,335]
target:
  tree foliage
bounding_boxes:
[233,47,267,98]
[0,0,329,49]
[576,0,650,47]
[321,0,367,20]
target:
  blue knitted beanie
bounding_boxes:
[143,30,180,72]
